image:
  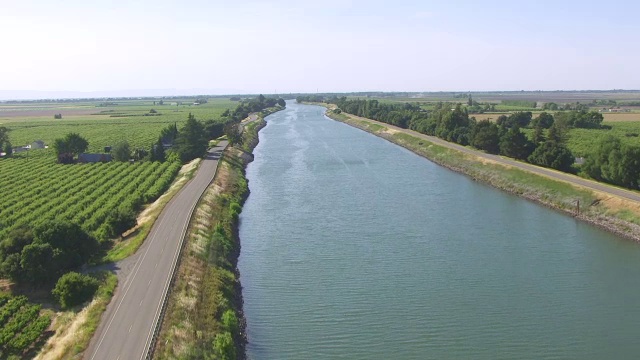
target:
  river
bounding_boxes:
[238,102,640,359]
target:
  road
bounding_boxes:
[341,112,640,204]
[85,140,228,360]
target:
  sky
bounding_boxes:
[1,0,639,98]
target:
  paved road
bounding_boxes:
[341,112,640,204]
[85,140,228,360]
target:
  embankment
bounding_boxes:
[154,115,269,359]
[317,104,640,242]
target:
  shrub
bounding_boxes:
[52,272,100,309]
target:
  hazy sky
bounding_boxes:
[2,0,639,96]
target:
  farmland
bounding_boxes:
[0,98,236,152]
[0,98,236,241]
[0,293,51,358]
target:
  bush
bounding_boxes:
[52,272,100,309]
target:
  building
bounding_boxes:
[78,153,112,163]
[31,140,45,149]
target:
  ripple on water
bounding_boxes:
[239,102,640,360]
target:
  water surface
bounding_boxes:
[238,102,640,359]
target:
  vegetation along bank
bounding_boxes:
[153,106,278,360]
[300,99,640,243]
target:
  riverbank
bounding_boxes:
[313,103,640,242]
[154,113,271,359]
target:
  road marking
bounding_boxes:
[129,324,133,333]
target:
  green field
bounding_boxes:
[0,98,235,152]
[568,122,640,157]
[0,98,236,241]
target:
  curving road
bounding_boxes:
[338,111,640,204]
[85,140,228,360]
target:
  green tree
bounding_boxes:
[532,124,545,144]
[33,220,99,277]
[112,141,131,162]
[52,272,99,309]
[149,137,166,162]
[583,136,640,189]
[277,98,286,107]
[174,113,208,163]
[499,126,534,160]
[527,141,575,172]
[20,243,55,283]
[4,141,12,157]
[105,207,137,238]
[213,332,236,360]
[0,126,9,150]
[499,112,532,128]
[0,227,34,281]
[574,111,604,129]
[470,120,500,154]
[531,112,554,129]
[53,133,89,163]
[224,122,242,146]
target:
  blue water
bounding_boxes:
[238,102,640,359]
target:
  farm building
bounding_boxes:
[31,140,45,149]
[78,153,112,163]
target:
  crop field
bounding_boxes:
[0,98,236,240]
[568,121,640,157]
[0,150,181,240]
[0,293,50,357]
[0,98,235,152]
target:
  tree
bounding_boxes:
[105,207,137,238]
[52,272,99,309]
[3,141,12,157]
[213,332,236,360]
[204,120,225,140]
[174,113,208,163]
[53,133,89,163]
[532,112,554,129]
[532,124,545,144]
[527,141,575,172]
[149,137,166,162]
[0,227,34,281]
[583,136,640,189]
[112,141,131,162]
[498,112,532,128]
[470,120,500,154]
[547,122,568,144]
[224,122,242,146]
[573,111,604,129]
[0,126,9,150]
[499,126,535,160]
[133,148,148,161]
[33,220,99,273]
[20,243,55,283]
[277,98,286,107]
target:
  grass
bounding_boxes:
[154,147,250,359]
